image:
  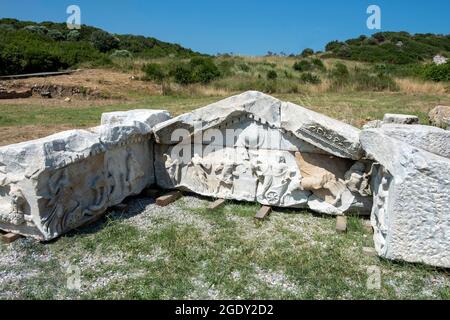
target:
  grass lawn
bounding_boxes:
[1,91,449,129]
[1,195,449,299]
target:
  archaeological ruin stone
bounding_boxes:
[382,113,419,125]
[153,91,372,215]
[361,127,450,268]
[0,109,170,240]
[429,105,450,129]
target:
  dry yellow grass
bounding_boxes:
[396,78,449,95]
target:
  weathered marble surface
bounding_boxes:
[153,91,371,215]
[429,105,450,129]
[361,128,450,268]
[0,110,170,240]
[382,113,419,125]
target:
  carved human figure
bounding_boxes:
[214,160,238,195]
[190,154,212,192]
[252,155,298,206]
[164,153,182,185]
[43,168,81,234]
[344,162,371,196]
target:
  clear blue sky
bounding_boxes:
[1,0,449,55]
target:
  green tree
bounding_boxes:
[301,48,314,57]
[90,30,119,52]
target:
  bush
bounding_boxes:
[311,58,326,71]
[420,62,450,82]
[0,24,15,32]
[330,62,349,79]
[325,40,344,52]
[90,30,119,52]
[190,57,221,83]
[142,63,166,83]
[47,29,64,41]
[293,60,312,72]
[110,49,133,59]
[300,72,321,84]
[301,48,314,57]
[171,63,193,85]
[23,25,48,35]
[267,70,278,80]
[336,45,352,58]
[66,30,80,41]
[170,57,221,85]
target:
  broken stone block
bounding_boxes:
[0,109,170,240]
[382,113,419,125]
[153,91,372,215]
[377,124,450,159]
[429,105,450,129]
[361,128,450,268]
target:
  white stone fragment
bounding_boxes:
[361,129,450,268]
[377,124,450,159]
[153,91,371,215]
[0,109,171,240]
[383,113,419,125]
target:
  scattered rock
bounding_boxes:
[433,55,448,66]
[429,105,450,129]
[383,113,419,125]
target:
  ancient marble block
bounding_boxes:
[382,113,419,125]
[153,91,372,215]
[0,109,170,240]
[361,128,450,268]
[377,124,450,159]
[429,105,450,129]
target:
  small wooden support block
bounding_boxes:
[1,232,21,244]
[208,199,226,210]
[336,216,348,233]
[255,206,272,220]
[156,191,182,207]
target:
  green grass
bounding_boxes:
[1,91,449,129]
[1,196,449,300]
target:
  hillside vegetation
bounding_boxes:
[0,18,201,75]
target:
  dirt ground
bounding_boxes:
[0,69,161,101]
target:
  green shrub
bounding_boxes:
[170,57,220,85]
[311,58,326,71]
[293,60,312,72]
[23,25,48,35]
[110,49,133,59]
[238,63,250,72]
[190,57,221,83]
[66,30,80,41]
[0,24,15,32]
[47,29,64,41]
[142,63,166,83]
[330,62,349,79]
[267,70,278,80]
[301,72,321,84]
[325,40,344,52]
[301,48,314,57]
[420,62,450,82]
[90,30,119,52]
[171,63,193,85]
